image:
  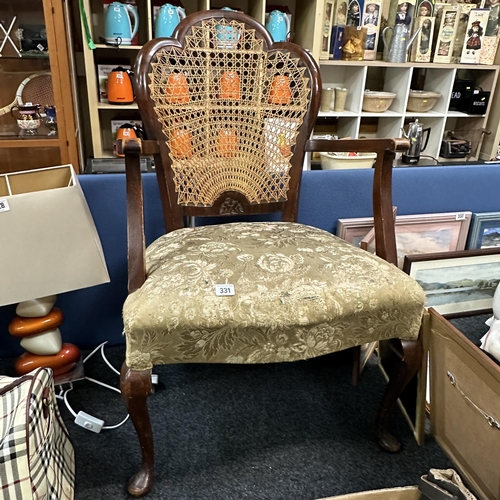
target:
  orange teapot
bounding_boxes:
[107,67,134,104]
[114,123,145,156]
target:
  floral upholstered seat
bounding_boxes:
[124,222,424,370]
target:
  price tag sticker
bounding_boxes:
[456,213,466,221]
[215,284,235,296]
[36,43,45,52]
[0,199,10,213]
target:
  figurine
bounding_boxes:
[347,0,361,26]
[395,2,413,26]
[485,0,500,37]
[419,18,432,54]
[480,284,500,363]
[466,20,483,53]
[363,3,380,50]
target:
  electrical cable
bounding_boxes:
[57,341,130,432]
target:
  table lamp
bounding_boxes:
[0,164,110,379]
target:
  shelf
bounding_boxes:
[360,111,403,117]
[94,44,143,50]
[320,60,500,70]
[403,111,445,118]
[446,111,486,118]
[77,0,500,162]
[318,110,358,118]
[0,138,60,149]
[97,102,139,110]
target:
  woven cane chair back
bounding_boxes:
[134,10,320,230]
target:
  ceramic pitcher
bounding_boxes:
[155,4,186,38]
[265,10,290,43]
[104,1,139,45]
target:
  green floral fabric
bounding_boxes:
[123,222,425,370]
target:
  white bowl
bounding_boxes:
[362,91,397,112]
[320,152,377,170]
[406,90,442,112]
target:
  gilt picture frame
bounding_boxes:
[466,211,500,249]
[403,247,500,316]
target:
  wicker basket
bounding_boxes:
[406,90,441,112]
[362,91,397,112]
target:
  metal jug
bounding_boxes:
[382,24,420,63]
[155,3,186,38]
[104,1,139,46]
[401,119,431,164]
[265,10,290,42]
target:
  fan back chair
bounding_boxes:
[120,10,425,497]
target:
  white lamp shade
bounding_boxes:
[0,165,110,307]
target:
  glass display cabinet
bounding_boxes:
[0,0,80,173]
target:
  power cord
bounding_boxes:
[55,341,130,433]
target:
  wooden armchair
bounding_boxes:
[119,10,425,497]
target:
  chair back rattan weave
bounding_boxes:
[133,10,321,228]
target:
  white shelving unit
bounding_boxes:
[78,0,500,161]
[317,60,499,160]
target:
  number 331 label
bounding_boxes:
[215,284,235,296]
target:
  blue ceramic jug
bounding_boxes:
[155,3,186,38]
[265,10,290,43]
[104,1,139,46]
[216,7,240,49]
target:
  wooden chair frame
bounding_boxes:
[119,10,422,497]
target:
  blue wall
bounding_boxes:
[1,165,500,358]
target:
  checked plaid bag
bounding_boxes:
[0,368,75,499]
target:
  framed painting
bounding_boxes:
[466,211,500,249]
[338,211,472,268]
[403,247,500,317]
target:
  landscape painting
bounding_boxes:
[467,212,500,249]
[404,249,500,315]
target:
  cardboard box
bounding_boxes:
[460,8,491,64]
[0,165,110,306]
[347,0,363,26]
[334,0,349,26]
[410,16,435,62]
[321,0,337,59]
[433,4,461,63]
[318,486,421,500]
[361,0,382,60]
[451,4,476,63]
[341,26,367,60]
[479,0,500,64]
[330,25,346,59]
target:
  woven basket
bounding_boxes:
[406,90,441,112]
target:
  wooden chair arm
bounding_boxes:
[121,138,148,293]
[305,137,410,267]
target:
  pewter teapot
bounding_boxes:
[400,119,431,164]
[382,24,421,63]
